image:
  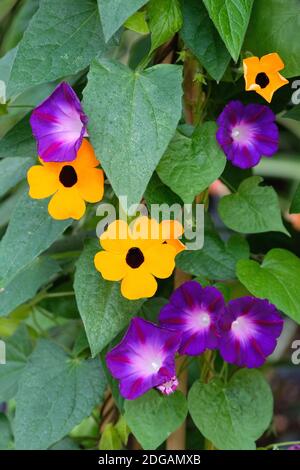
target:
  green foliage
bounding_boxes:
[83,59,182,208]
[124,390,188,449]
[181,0,230,81]
[0,257,60,317]
[14,340,106,449]
[0,116,36,159]
[237,249,300,323]
[0,156,33,198]
[0,413,13,450]
[203,0,254,61]
[74,241,144,357]
[177,232,249,280]
[157,122,226,203]
[218,176,288,235]
[97,0,148,42]
[0,191,70,288]
[244,0,300,78]
[290,184,300,213]
[148,0,183,52]
[188,370,273,450]
[8,0,109,97]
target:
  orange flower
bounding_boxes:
[27,139,104,220]
[243,53,288,102]
[94,217,184,300]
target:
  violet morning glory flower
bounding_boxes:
[30,82,88,163]
[106,317,181,400]
[219,296,284,368]
[216,100,279,169]
[159,281,225,356]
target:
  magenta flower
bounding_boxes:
[30,82,88,163]
[288,445,300,450]
[106,318,181,400]
[159,281,225,356]
[216,100,279,169]
[219,296,284,368]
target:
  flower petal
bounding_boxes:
[100,220,131,253]
[77,167,104,202]
[73,138,100,170]
[121,269,157,300]
[144,243,176,279]
[30,82,88,162]
[94,251,127,281]
[48,187,85,220]
[27,165,59,199]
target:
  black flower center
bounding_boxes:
[59,165,78,187]
[255,72,269,89]
[126,247,144,269]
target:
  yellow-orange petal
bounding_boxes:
[260,53,285,72]
[73,138,99,170]
[252,72,289,103]
[27,165,59,199]
[77,167,104,203]
[121,268,157,300]
[94,251,127,281]
[100,220,131,253]
[48,187,85,220]
[160,219,184,241]
[243,56,261,90]
[166,238,186,254]
[144,243,176,279]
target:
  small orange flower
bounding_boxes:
[243,53,288,102]
[94,217,184,300]
[27,139,104,220]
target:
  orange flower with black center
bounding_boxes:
[94,217,184,300]
[27,139,104,220]
[243,53,288,102]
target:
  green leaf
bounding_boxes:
[99,423,123,450]
[188,369,273,450]
[15,340,106,450]
[0,325,33,402]
[0,116,36,159]
[157,122,226,203]
[0,0,18,22]
[124,390,188,449]
[7,0,109,97]
[0,191,71,288]
[203,0,254,62]
[290,184,300,214]
[237,248,300,323]
[0,257,60,317]
[218,176,288,235]
[97,0,148,42]
[83,59,183,208]
[124,11,149,34]
[283,105,300,121]
[148,0,182,52]
[181,0,231,81]
[177,231,249,280]
[0,157,33,198]
[74,241,144,357]
[244,0,300,78]
[0,414,13,450]
[144,172,182,207]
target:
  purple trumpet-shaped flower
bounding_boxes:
[216,100,279,169]
[159,281,225,356]
[30,82,88,163]
[219,296,284,368]
[106,317,181,400]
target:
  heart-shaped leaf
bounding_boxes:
[188,369,273,450]
[124,390,188,449]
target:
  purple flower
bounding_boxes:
[30,82,88,163]
[219,296,284,368]
[159,281,225,356]
[216,100,279,169]
[288,445,300,450]
[106,318,181,400]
